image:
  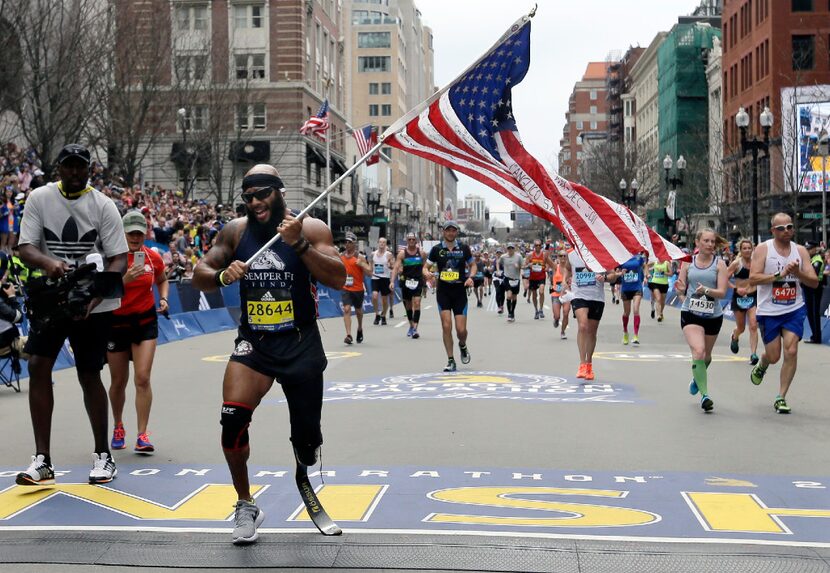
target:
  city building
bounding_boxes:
[705,35,724,232]
[722,0,830,241]
[463,194,486,226]
[557,62,610,182]
[117,0,350,211]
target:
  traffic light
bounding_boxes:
[510,211,516,221]
[506,228,510,234]
[491,226,496,235]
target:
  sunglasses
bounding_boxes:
[241,186,274,203]
[773,224,794,232]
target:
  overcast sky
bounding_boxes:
[414,0,705,225]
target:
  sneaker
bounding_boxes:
[443,358,457,372]
[459,343,471,364]
[689,379,699,396]
[539,310,544,319]
[554,318,560,328]
[135,433,154,454]
[16,454,55,486]
[534,310,539,320]
[774,396,791,414]
[232,499,265,545]
[89,452,117,484]
[584,363,595,381]
[344,334,353,345]
[730,334,739,354]
[700,394,714,412]
[111,423,126,450]
[381,316,387,326]
[477,301,483,308]
[411,330,420,339]
[356,329,364,343]
[651,309,655,319]
[508,314,515,323]
[749,353,759,365]
[373,315,381,325]
[560,331,567,340]
[632,335,639,345]
[622,333,629,345]
[497,307,504,314]
[657,315,664,323]
[389,309,394,318]
[576,363,587,379]
[406,327,413,338]
[750,363,767,386]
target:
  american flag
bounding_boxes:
[382,14,688,270]
[352,125,380,166]
[300,99,330,140]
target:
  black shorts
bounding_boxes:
[504,278,521,295]
[24,311,113,372]
[730,291,757,312]
[473,278,484,288]
[436,285,468,316]
[648,282,669,294]
[621,289,643,301]
[680,311,724,336]
[341,290,365,308]
[107,310,158,353]
[229,323,327,384]
[571,299,605,321]
[401,278,424,300]
[529,279,545,291]
[371,277,391,295]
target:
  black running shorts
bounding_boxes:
[25,312,112,372]
[341,290,365,308]
[229,323,327,384]
[571,299,605,321]
[371,277,391,295]
[621,289,643,301]
[680,311,724,336]
[529,279,545,291]
[436,285,468,316]
[648,282,669,294]
[107,310,158,353]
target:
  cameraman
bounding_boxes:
[15,143,128,487]
[0,282,24,370]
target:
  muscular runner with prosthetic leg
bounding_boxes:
[193,165,346,545]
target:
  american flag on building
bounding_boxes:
[352,125,380,166]
[300,99,330,140]
[381,14,688,270]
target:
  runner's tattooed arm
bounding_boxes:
[280,213,346,290]
[192,219,246,292]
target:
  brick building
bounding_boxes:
[722,0,830,240]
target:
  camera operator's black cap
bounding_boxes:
[56,143,91,165]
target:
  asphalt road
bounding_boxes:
[2,289,830,571]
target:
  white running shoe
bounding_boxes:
[89,452,117,484]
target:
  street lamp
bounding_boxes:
[366,189,381,216]
[619,178,639,209]
[176,107,189,198]
[818,132,829,247]
[736,105,773,244]
[413,207,422,239]
[427,215,437,240]
[664,154,686,237]
[389,199,403,249]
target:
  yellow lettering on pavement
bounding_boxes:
[686,492,830,533]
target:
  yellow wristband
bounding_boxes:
[219,270,230,286]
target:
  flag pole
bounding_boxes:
[243,140,385,266]
[326,126,331,228]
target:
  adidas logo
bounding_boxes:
[261,291,275,302]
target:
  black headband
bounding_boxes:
[242,173,284,191]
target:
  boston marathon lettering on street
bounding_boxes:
[267,372,641,404]
[2,465,829,547]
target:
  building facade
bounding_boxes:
[722,0,830,241]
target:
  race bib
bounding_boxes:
[439,270,460,282]
[736,295,754,310]
[374,263,385,275]
[623,270,639,283]
[246,288,294,331]
[405,278,419,290]
[772,281,797,306]
[688,295,715,316]
[531,264,543,273]
[575,271,596,287]
[522,268,531,278]
[345,275,354,287]
[508,279,519,288]
[653,271,664,279]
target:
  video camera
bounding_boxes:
[25,263,124,330]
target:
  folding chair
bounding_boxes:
[0,337,26,393]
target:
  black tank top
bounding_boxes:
[234,225,316,333]
[734,262,750,280]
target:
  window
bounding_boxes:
[175,54,208,81]
[236,103,266,130]
[381,82,392,94]
[792,0,813,10]
[369,104,379,116]
[382,146,391,159]
[369,83,379,95]
[589,105,597,115]
[576,120,584,130]
[358,56,391,72]
[590,89,597,100]
[179,106,206,131]
[176,4,207,31]
[381,104,392,116]
[792,35,815,70]
[352,9,368,24]
[234,4,264,29]
[358,32,391,48]
[590,121,597,130]
[235,53,266,80]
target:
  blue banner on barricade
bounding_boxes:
[193,308,237,334]
[157,312,203,342]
